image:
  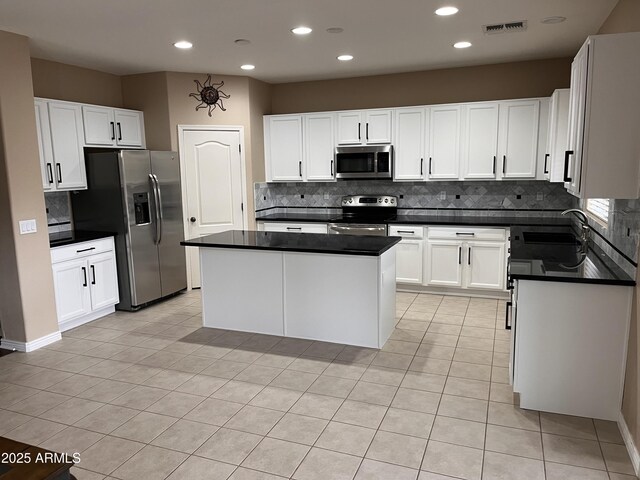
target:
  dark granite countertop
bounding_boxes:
[509,225,634,286]
[49,230,116,247]
[181,230,401,256]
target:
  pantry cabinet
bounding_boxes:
[337,109,392,145]
[428,105,461,179]
[461,103,499,179]
[265,115,304,182]
[498,100,540,179]
[393,108,426,181]
[82,105,145,148]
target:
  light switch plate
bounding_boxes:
[536,192,544,201]
[19,219,37,234]
[439,191,446,201]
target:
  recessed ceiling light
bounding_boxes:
[173,41,193,49]
[234,39,251,45]
[337,54,354,61]
[453,41,472,49]
[435,6,459,16]
[291,26,312,35]
[241,64,255,70]
[541,16,566,24]
[326,27,344,34]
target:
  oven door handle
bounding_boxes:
[330,225,384,231]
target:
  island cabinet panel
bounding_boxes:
[201,248,284,335]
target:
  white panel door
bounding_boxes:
[364,110,392,144]
[466,242,506,290]
[337,111,363,145]
[89,252,120,310]
[34,100,54,190]
[182,129,245,287]
[396,239,423,284]
[428,105,461,179]
[394,108,426,180]
[267,115,304,181]
[305,113,335,181]
[462,103,499,179]
[48,102,87,190]
[499,100,540,178]
[52,258,92,324]
[83,105,116,146]
[114,109,144,147]
[425,240,463,287]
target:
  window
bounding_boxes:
[586,198,610,224]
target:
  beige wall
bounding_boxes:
[271,58,572,114]
[31,58,123,107]
[598,0,640,455]
[0,31,58,344]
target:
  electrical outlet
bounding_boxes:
[323,193,330,200]
[439,191,446,201]
[536,192,544,201]
[19,219,37,234]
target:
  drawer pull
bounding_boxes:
[76,247,96,253]
[455,232,475,236]
[286,227,302,231]
[397,230,416,234]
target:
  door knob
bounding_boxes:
[190,217,196,223]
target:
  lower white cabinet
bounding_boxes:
[389,225,424,284]
[425,240,463,287]
[51,237,119,331]
[257,222,328,234]
[466,241,506,290]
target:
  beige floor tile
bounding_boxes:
[409,357,451,375]
[5,418,66,445]
[46,374,104,396]
[109,364,161,384]
[150,418,218,454]
[540,412,598,440]
[389,329,426,343]
[380,407,434,439]
[268,412,328,445]
[13,369,74,390]
[271,337,314,355]
[422,440,483,480]
[6,390,70,416]
[336,346,378,365]
[606,473,637,480]
[81,359,134,378]
[74,404,139,434]
[453,348,493,365]
[448,362,491,381]
[254,353,297,369]
[166,455,236,480]
[323,362,367,380]
[145,391,205,417]
[110,347,156,363]
[361,366,406,386]
[69,466,106,480]
[142,369,195,390]
[79,436,144,475]
[391,388,441,414]
[270,369,319,391]
[201,359,250,379]
[489,382,516,404]
[415,344,455,361]
[443,377,490,400]
[372,352,413,370]
[491,366,510,385]
[225,405,284,435]
[110,385,169,410]
[195,427,262,465]
[431,314,464,325]
[333,400,388,429]
[229,467,287,480]
[382,340,419,355]
[110,411,177,443]
[366,430,428,469]
[485,424,543,459]
[544,462,609,480]
[0,409,32,436]
[248,386,303,412]
[396,320,429,332]
[39,426,103,455]
[303,341,346,360]
[192,345,233,359]
[455,336,495,352]
[600,442,636,475]
[234,364,284,385]
[355,458,418,480]
[307,375,357,398]
[111,445,188,480]
[242,437,310,477]
[39,397,104,424]
[542,433,606,470]
[348,381,398,406]
[482,451,544,480]
[294,448,362,480]
[316,421,376,456]
[427,323,462,336]
[430,415,486,449]
[184,397,243,426]
[487,402,540,431]
[437,395,487,423]
[175,374,227,396]
[288,357,331,374]
[76,379,135,402]
[289,392,343,419]
[211,380,264,403]
[401,372,446,393]
[594,419,624,444]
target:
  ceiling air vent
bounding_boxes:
[483,21,527,35]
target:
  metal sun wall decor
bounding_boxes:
[189,75,230,116]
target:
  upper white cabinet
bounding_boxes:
[337,109,392,145]
[428,105,461,179]
[34,99,54,190]
[498,100,540,179]
[265,115,304,182]
[47,101,87,191]
[82,105,145,148]
[461,102,499,179]
[565,32,640,199]
[394,108,426,181]
[304,113,335,181]
[544,89,570,182]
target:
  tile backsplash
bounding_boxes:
[44,191,72,233]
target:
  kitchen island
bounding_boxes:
[181,230,401,348]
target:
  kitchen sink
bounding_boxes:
[522,231,581,245]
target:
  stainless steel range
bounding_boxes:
[328,195,398,236]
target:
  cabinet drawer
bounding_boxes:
[389,225,424,238]
[261,222,328,234]
[427,227,506,241]
[51,237,115,264]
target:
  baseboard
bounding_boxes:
[58,305,115,332]
[397,284,510,300]
[618,411,640,476]
[0,330,62,352]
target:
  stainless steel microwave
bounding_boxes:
[334,145,393,179]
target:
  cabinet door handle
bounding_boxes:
[47,163,54,184]
[90,265,96,285]
[502,155,506,175]
[117,122,122,141]
[330,160,334,176]
[492,156,496,175]
[505,301,512,330]
[563,150,573,182]
[458,246,462,264]
[81,267,87,287]
[544,153,550,174]
[56,163,62,184]
[429,157,432,175]
[299,161,302,177]
[468,247,471,265]
[366,123,369,141]
[358,123,361,141]
[286,227,302,231]
[455,232,475,236]
[397,230,415,234]
[110,121,115,140]
[76,247,96,253]
[420,158,424,176]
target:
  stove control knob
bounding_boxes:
[348,199,353,203]
[390,198,395,204]
[384,198,389,203]
[378,198,382,203]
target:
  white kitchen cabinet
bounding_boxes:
[82,105,145,148]
[544,89,570,182]
[51,237,119,331]
[394,108,426,180]
[47,101,87,190]
[466,241,506,290]
[304,113,335,181]
[34,99,54,190]
[564,33,640,198]
[498,100,540,179]
[461,103,499,179]
[389,225,424,284]
[258,222,328,234]
[425,240,463,287]
[265,115,304,182]
[428,105,461,179]
[337,109,392,145]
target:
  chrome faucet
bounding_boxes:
[562,208,591,250]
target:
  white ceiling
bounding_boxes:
[0,0,618,84]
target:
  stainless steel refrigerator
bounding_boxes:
[72,150,187,310]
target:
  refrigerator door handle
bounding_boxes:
[148,173,160,245]
[152,173,163,244]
